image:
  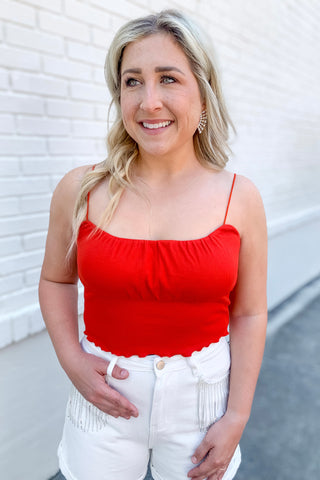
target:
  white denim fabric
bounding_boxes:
[58,336,241,480]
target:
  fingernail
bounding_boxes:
[191,456,197,464]
[120,369,127,377]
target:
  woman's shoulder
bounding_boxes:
[224,171,266,233]
[237,174,266,234]
[219,170,263,205]
[233,173,263,203]
[55,164,94,194]
[53,164,94,200]
[50,164,94,218]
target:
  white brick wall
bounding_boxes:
[1,0,36,27]
[1,0,320,352]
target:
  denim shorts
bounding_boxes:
[58,336,241,480]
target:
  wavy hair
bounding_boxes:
[70,9,234,252]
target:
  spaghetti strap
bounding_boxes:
[223,173,236,224]
[86,165,96,221]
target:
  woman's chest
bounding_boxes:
[97,185,229,241]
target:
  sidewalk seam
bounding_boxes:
[267,275,320,337]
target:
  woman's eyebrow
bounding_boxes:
[122,68,141,76]
[155,66,185,75]
[121,66,185,76]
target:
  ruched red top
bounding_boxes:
[77,174,240,357]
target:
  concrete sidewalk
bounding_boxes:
[51,293,320,480]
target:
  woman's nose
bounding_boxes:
[139,85,162,111]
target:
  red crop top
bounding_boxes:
[77,173,240,357]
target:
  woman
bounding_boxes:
[39,9,267,480]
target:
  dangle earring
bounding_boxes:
[197,109,207,134]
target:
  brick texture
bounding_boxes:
[1,0,320,348]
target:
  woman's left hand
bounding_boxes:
[187,412,246,480]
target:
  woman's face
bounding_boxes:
[120,33,204,160]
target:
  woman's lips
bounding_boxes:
[141,120,173,130]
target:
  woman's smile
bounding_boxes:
[140,119,174,134]
[141,120,173,130]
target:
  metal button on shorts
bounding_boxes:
[156,360,165,370]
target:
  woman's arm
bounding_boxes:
[39,167,138,419]
[39,168,83,367]
[188,176,268,480]
[226,174,268,424]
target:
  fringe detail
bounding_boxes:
[198,374,229,432]
[67,385,109,433]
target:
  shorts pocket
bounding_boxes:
[66,385,109,433]
[198,372,229,432]
[194,342,231,431]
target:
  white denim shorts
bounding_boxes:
[58,336,241,480]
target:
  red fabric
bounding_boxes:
[77,173,240,357]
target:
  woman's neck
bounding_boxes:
[134,150,203,186]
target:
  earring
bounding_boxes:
[197,109,207,134]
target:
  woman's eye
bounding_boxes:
[125,78,140,87]
[161,76,175,84]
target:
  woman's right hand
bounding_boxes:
[66,349,139,420]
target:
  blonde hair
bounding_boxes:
[70,9,234,251]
